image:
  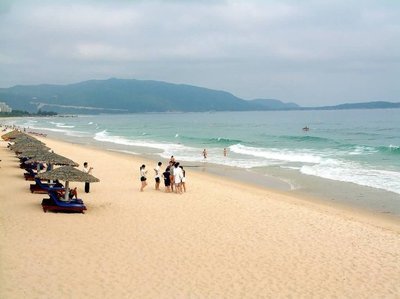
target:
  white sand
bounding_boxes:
[1,132,399,298]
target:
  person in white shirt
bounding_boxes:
[173,162,183,194]
[140,164,148,192]
[83,162,93,193]
[154,162,162,190]
[179,165,186,192]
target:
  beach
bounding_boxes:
[1,132,400,298]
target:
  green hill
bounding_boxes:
[0,78,398,114]
[0,78,254,114]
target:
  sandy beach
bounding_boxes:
[1,131,400,298]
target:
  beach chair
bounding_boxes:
[30,178,64,194]
[19,158,29,169]
[42,191,86,214]
[54,189,83,205]
[24,168,37,181]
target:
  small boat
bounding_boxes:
[302,126,310,131]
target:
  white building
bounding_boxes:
[0,102,12,112]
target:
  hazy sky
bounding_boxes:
[0,0,399,105]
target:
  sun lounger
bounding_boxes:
[24,168,37,181]
[30,178,64,194]
[41,191,86,213]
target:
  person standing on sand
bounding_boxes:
[179,165,186,192]
[169,161,175,192]
[140,164,147,192]
[203,148,207,159]
[154,162,162,190]
[174,162,183,194]
[163,166,171,193]
[83,162,93,193]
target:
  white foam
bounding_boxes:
[301,159,400,195]
[158,146,279,169]
[348,145,377,155]
[230,144,322,164]
[49,121,75,128]
[94,130,187,152]
[28,125,87,137]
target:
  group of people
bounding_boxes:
[140,156,186,194]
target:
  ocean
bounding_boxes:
[3,109,400,216]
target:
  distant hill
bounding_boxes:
[0,78,398,114]
[249,98,299,110]
[0,78,253,114]
[309,101,400,110]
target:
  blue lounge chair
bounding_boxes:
[30,178,64,194]
[42,191,86,214]
[24,168,37,181]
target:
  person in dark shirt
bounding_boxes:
[163,166,171,193]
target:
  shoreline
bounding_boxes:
[1,129,400,297]
[2,121,399,222]
[40,133,400,230]
[40,130,400,223]
[32,125,400,217]
[3,116,400,218]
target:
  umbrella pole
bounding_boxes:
[65,181,69,201]
[48,163,53,184]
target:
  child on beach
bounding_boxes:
[140,164,147,192]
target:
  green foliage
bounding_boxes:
[0,109,57,117]
[37,109,57,116]
[0,110,30,117]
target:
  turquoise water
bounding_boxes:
[4,109,400,211]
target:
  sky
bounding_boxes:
[0,0,399,106]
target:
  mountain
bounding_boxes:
[0,78,255,114]
[309,101,400,110]
[249,98,299,110]
[0,78,398,114]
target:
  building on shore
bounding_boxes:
[0,102,12,113]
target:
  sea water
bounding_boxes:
[4,109,400,215]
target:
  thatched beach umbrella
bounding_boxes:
[1,130,23,140]
[13,136,43,145]
[10,142,49,153]
[24,151,78,175]
[11,132,41,142]
[37,166,100,201]
[17,148,51,159]
[25,152,79,167]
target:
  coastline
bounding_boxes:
[3,113,400,219]
[1,131,400,298]
[36,128,400,222]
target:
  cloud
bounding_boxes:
[0,0,399,105]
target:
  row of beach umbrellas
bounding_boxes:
[2,130,99,201]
